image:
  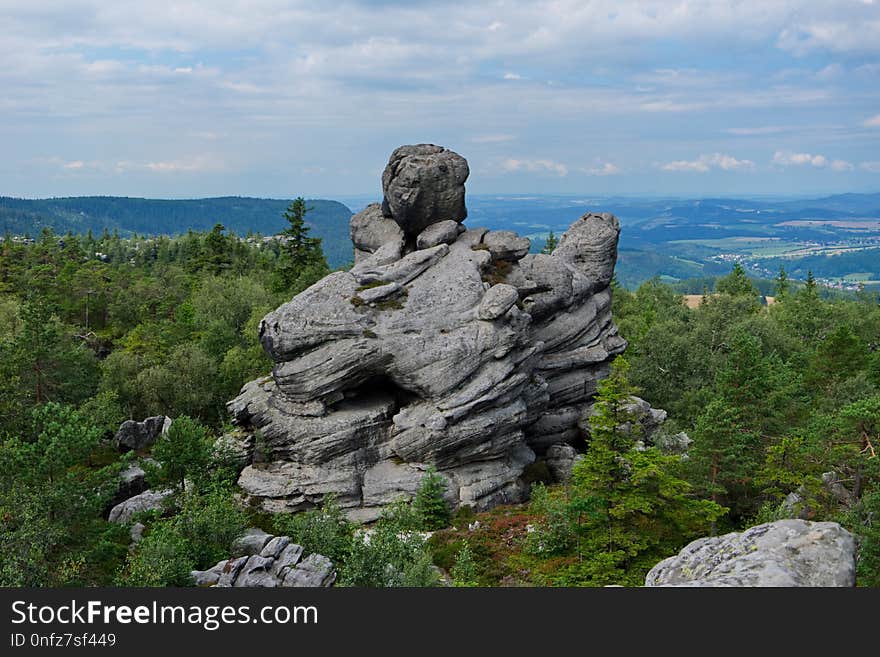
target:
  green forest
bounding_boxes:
[0,196,354,269]
[1,207,879,586]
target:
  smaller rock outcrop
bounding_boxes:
[114,416,171,452]
[781,470,856,520]
[351,203,405,263]
[542,395,685,482]
[107,462,148,510]
[645,519,856,587]
[108,488,173,524]
[191,531,336,588]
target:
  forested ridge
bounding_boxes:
[1,213,878,585]
[0,196,354,268]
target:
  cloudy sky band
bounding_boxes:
[2,0,879,197]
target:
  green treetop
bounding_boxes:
[274,197,330,294]
[716,262,758,299]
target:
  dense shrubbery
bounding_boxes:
[120,485,248,586]
[0,404,128,586]
[273,491,442,587]
[0,202,334,586]
[613,268,880,585]
[0,212,331,432]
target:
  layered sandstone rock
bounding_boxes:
[227,144,626,521]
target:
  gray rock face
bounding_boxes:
[483,231,530,261]
[645,520,857,587]
[381,144,469,238]
[229,144,626,519]
[416,220,465,249]
[192,533,336,588]
[544,444,581,482]
[232,527,272,556]
[553,212,620,293]
[281,554,337,587]
[108,462,148,510]
[130,522,145,546]
[580,395,670,450]
[478,284,519,321]
[108,488,173,524]
[114,416,171,452]
[351,203,405,256]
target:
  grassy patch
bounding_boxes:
[356,280,391,292]
[483,259,513,286]
[374,288,408,311]
[374,298,405,311]
[428,504,538,586]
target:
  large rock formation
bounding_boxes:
[645,520,857,587]
[227,144,626,521]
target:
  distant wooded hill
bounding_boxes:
[0,196,354,268]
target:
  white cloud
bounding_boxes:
[865,114,880,127]
[581,162,621,176]
[662,160,711,173]
[778,19,880,56]
[773,151,826,167]
[502,158,568,176]
[661,153,755,173]
[189,131,222,140]
[1,1,878,196]
[772,151,853,171]
[144,157,223,173]
[40,157,98,172]
[861,161,880,173]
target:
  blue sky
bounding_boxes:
[2,0,880,199]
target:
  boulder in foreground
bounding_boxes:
[645,519,856,587]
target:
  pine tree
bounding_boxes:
[201,223,233,275]
[541,231,558,254]
[540,357,724,585]
[716,262,757,298]
[805,270,817,294]
[451,540,479,586]
[774,266,789,299]
[274,197,329,293]
[687,333,771,521]
[413,466,451,530]
[0,404,118,585]
[149,415,212,490]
